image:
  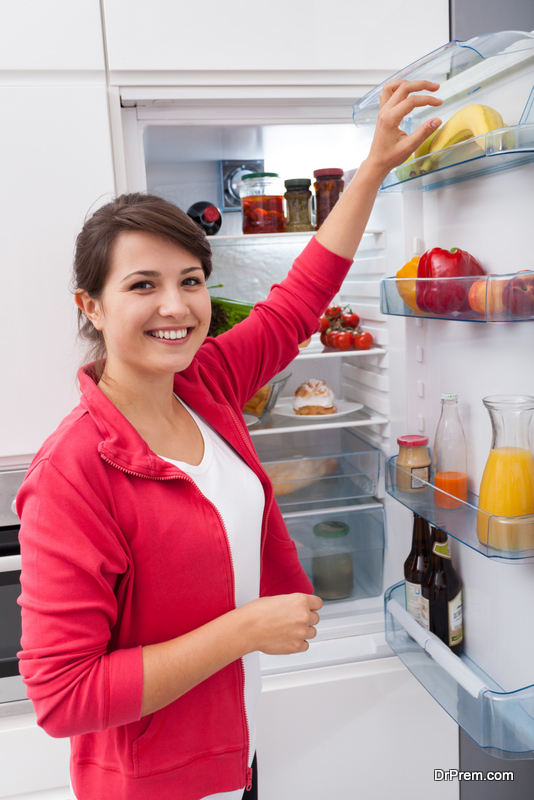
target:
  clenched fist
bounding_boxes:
[241,593,323,655]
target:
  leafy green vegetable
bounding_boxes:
[208,297,254,337]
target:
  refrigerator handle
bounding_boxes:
[386,598,490,699]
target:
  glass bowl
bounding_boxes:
[243,372,291,418]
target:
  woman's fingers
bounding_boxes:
[380,79,441,110]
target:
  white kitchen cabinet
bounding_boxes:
[257,652,459,799]
[0,710,70,798]
[0,85,115,463]
[102,0,449,88]
[0,0,105,78]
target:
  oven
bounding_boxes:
[0,468,27,705]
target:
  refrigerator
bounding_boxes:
[110,29,534,799]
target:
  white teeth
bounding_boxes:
[149,329,188,340]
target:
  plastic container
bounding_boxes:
[240,172,286,234]
[313,168,344,229]
[284,179,313,232]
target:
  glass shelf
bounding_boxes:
[248,404,388,437]
[385,581,534,759]
[386,457,534,562]
[381,272,534,323]
[296,334,385,360]
[255,428,381,513]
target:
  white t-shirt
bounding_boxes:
[71,399,264,800]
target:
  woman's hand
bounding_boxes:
[366,79,443,177]
[241,593,323,655]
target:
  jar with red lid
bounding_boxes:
[313,168,344,230]
[396,435,431,494]
[239,172,286,234]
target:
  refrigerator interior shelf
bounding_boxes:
[248,404,388,436]
[209,229,383,248]
[380,271,534,323]
[297,333,386,359]
[254,427,381,513]
[386,456,534,562]
[385,581,534,759]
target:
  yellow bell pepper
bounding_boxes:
[396,257,420,312]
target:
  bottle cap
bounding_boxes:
[313,168,344,178]
[241,172,279,180]
[284,178,311,188]
[441,393,458,401]
[201,205,220,223]
[397,435,429,447]
[313,520,349,538]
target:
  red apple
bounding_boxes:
[502,272,534,317]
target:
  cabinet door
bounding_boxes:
[0,0,104,75]
[103,0,449,78]
[0,85,115,461]
[256,655,459,800]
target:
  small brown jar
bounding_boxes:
[313,168,344,230]
[396,435,431,493]
[284,179,313,232]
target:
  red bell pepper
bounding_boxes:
[416,247,485,315]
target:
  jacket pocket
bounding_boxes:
[132,706,170,777]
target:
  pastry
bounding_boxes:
[292,379,337,415]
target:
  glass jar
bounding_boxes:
[239,172,286,234]
[311,520,353,600]
[396,435,431,494]
[313,168,344,230]
[284,179,313,232]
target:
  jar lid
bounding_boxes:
[397,435,429,447]
[313,520,349,538]
[313,168,344,178]
[441,393,458,400]
[284,178,311,188]
[242,172,279,180]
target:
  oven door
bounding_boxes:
[0,526,26,704]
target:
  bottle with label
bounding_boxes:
[187,202,222,235]
[396,435,431,493]
[404,513,430,621]
[421,526,463,654]
[433,393,468,509]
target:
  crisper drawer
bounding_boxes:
[284,505,385,603]
[255,428,381,513]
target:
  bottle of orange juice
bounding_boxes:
[477,395,534,551]
[433,393,468,509]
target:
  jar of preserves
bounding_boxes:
[396,435,431,494]
[240,172,286,234]
[312,520,353,600]
[313,168,344,230]
[284,178,313,232]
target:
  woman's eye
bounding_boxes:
[130,281,153,290]
[182,277,203,287]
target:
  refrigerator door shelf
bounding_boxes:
[381,270,534,323]
[385,581,534,759]
[386,456,534,562]
[254,427,381,513]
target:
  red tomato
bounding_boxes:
[326,329,340,348]
[341,311,360,328]
[334,330,352,350]
[318,315,329,333]
[325,305,342,320]
[353,331,374,350]
[320,331,329,347]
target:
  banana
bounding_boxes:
[395,127,441,181]
[420,104,504,173]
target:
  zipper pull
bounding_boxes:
[245,766,253,792]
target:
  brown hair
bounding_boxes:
[72,192,213,367]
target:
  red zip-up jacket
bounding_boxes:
[17,237,353,800]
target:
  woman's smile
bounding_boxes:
[145,326,192,343]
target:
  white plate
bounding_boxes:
[273,400,364,419]
[243,414,259,427]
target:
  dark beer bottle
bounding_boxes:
[421,525,464,654]
[404,513,430,622]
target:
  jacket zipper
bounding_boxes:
[100,449,252,783]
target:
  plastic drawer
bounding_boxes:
[284,504,385,603]
[255,428,381,513]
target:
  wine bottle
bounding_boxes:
[404,513,430,621]
[421,525,464,654]
[187,202,222,235]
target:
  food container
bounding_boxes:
[284,179,313,232]
[313,168,344,229]
[396,435,431,493]
[243,371,291,417]
[240,172,286,234]
[312,520,354,600]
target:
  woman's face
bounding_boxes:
[81,231,212,381]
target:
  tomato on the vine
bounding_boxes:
[353,331,374,350]
[320,330,329,347]
[325,305,342,320]
[318,315,329,333]
[326,329,340,348]
[334,330,352,350]
[341,311,360,329]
